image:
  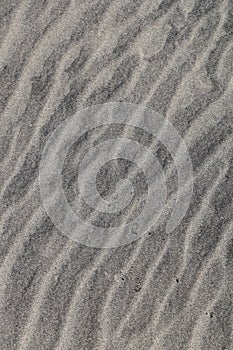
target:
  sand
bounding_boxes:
[0,0,232,349]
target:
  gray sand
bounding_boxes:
[0,0,233,349]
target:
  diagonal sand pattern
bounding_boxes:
[0,0,232,349]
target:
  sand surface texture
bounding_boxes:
[0,0,233,349]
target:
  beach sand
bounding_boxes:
[0,0,232,349]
